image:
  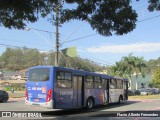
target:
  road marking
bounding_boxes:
[9,97,25,101]
[145,107,160,111]
[129,99,155,102]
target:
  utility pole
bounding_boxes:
[55,0,59,66]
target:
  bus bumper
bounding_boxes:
[25,99,54,109]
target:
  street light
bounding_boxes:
[25,27,55,65]
[25,27,30,31]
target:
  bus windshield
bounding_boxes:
[28,68,50,82]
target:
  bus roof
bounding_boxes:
[29,66,128,81]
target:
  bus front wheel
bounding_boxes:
[86,97,94,110]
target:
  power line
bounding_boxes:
[79,52,113,66]
[60,22,84,44]
[60,14,160,45]
[0,10,159,54]
[0,38,53,48]
[137,14,160,23]
[4,14,158,48]
[60,33,98,45]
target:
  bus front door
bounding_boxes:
[102,79,109,103]
[73,75,84,108]
[106,79,109,103]
[123,81,128,100]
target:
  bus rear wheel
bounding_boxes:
[118,96,123,104]
[86,98,94,110]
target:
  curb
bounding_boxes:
[9,97,25,101]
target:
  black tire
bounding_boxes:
[118,96,123,104]
[86,98,94,110]
[2,98,8,103]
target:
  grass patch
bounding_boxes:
[129,94,160,99]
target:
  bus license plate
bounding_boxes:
[34,98,39,102]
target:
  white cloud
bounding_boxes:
[87,42,160,53]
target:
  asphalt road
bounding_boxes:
[0,98,160,120]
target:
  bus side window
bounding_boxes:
[102,79,107,89]
[57,71,72,88]
[117,80,123,89]
[95,76,102,88]
[65,72,71,80]
[120,80,123,89]
[110,79,116,89]
[57,72,65,79]
[117,80,120,89]
[85,75,94,89]
[124,82,126,89]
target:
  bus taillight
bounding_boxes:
[25,90,28,100]
[46,89,52,102]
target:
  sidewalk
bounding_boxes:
[8,91,25,98]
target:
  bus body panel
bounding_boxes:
[54,88,73,109]
[84,88,95,104]
[94,89,104,105]
[26,66,128,110]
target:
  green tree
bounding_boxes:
[0,47,46,71]
[146,57,160,74]
[108,61,127,78]
[108,54,147,90]
[47,51,56,66]
[122,54,135,90]
[123,55,146,90]
[0,48,13,69]
[0,47,107,73]
[150,68,160,88]
[133,56,147,90]
[136,0,160,12]
[148,0,160,12]
[0,0,137,36]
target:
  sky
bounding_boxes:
[0,1,160,66]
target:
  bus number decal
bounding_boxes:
[60,91,73,96]
[32,87,42,91]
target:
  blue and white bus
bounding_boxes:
[25,66,128,110]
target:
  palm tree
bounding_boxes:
[109,54,147,90]
[133,56,147,90]
[108,61,126,77]
[122,53,135,90]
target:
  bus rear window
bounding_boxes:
[28,68,50,82]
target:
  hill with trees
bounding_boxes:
[146,57,160,74]
[0,47,160,88]
[0,47,107,72]
[1,47,160,75]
